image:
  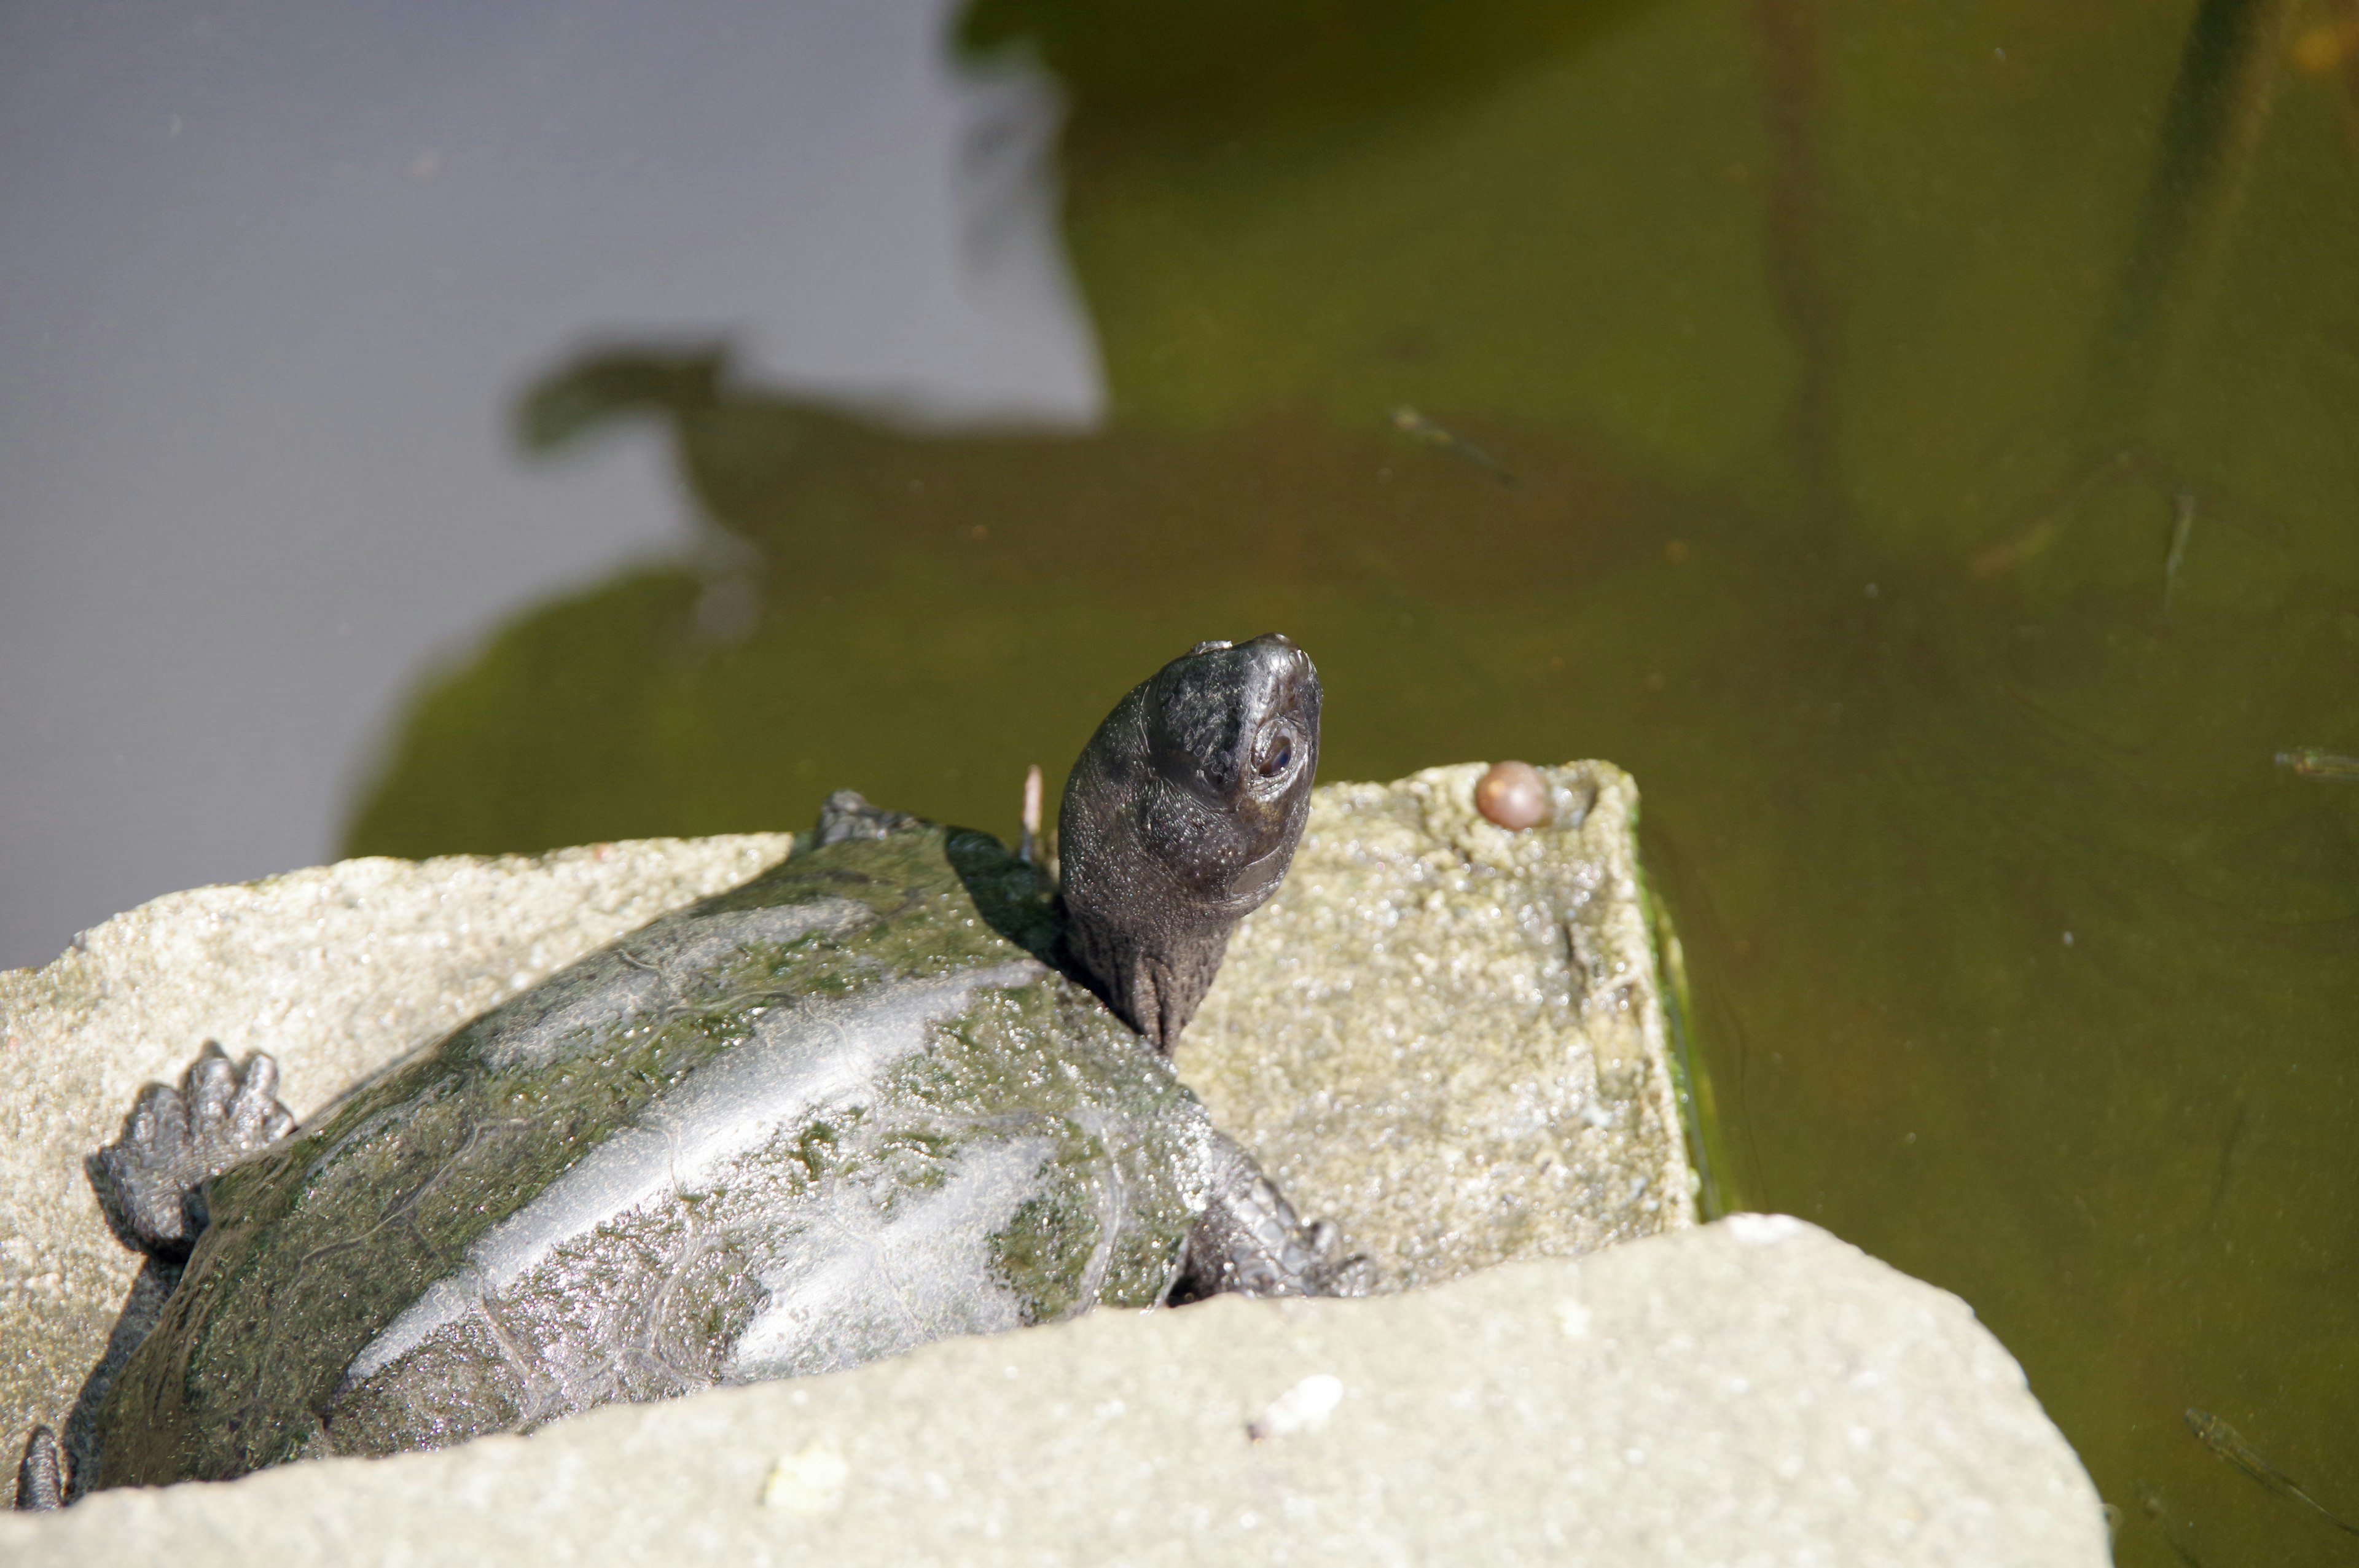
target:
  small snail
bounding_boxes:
[1474,760,1552,830]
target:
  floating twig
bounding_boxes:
[2185,1408,2359,1535]
[2275,748,2359,781]
[1019,764,1043,863]
[2164,490,2196,616]
[1389,407,1519,487]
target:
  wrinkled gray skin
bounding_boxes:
[1061,636,1320,1053]
[17,633,1359,1506]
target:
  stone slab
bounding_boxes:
[1183,761,1697,1288]
[0,1219,2112,1566]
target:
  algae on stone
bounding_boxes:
[1180,761,1697,1289]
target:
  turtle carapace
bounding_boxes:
[20,633,1362,1502]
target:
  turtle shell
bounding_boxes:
[96,827,1218,1486]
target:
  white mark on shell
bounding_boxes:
[1248,1373,1345,1440]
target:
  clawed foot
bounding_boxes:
[1215,1207,1374,1300]
[1178,1137,1376,1302]
[92,1043,295,1262]
[15,1426,64,1511]
[1296,1219,1379,1298]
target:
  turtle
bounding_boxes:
[16,632,1364,1505]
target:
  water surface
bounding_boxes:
[335,3,2357,1561]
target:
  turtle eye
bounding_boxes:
[1256,731,1293,778]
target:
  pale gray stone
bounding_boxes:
[1182,761,1698,1289]
[0,1219,2112,1566]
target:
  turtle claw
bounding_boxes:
[1301,1219,1377,1298]
[1176,1135,1377,1302]
[223,1051,296,1148]
[1309,1246,1379,1300]
[813,790,923,847]
[92,1043,296,1262]
[15,1426,65,1511]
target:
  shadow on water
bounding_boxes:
[343,3,2359,1562]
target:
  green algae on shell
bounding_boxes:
[96,827,1215,1486]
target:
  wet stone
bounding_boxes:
[1178,760,1696,1290]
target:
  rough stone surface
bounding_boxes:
[0,835,794,1449]
[0,1219,2112,1566]
[1183,762,1696,1289]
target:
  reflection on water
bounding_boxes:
[0,0,1101,972]
[345,3,2358,1562]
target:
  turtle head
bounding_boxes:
[1058,633,1320,1052]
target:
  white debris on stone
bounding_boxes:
[762,1440,850,1514]
[1246,1374,1343,1441]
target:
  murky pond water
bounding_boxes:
[324,2,2359,1561]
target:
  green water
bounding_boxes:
[346,3,2359,1558]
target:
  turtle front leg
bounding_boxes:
[1174,1134,1374,1302]
[91,1043,296,1263]
[15,1045,300,1511]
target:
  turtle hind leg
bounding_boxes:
[90,1043,295,1262]
[14,1426,65,1511]
[812,790,923,846]
[1172,1134,1376,1304]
